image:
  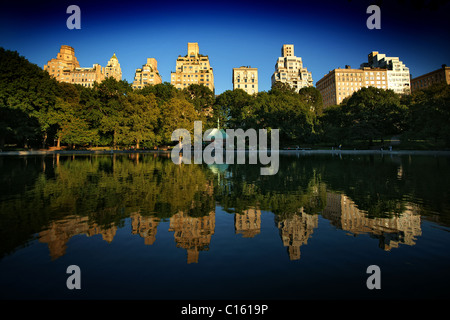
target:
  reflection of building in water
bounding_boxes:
[169,211,215,264]
[38,216,117,260]
[235,208,261,238]
[322,193,422,250]
[275,210,318,260]
[130,213,160,245]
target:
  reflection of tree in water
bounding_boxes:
[322,192,422,251]
[314,153,450,223]
[0,153,448,260]
[0,154,216,258]
[213,156,327,217]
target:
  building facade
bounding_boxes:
[316,66,388,107]
[44,45,80,83]
[44,45,122,88]
[170,42,214,93]
[411,65,450,92]
[104,53,122,81]
[316,51,410,107]
[132,58,162,90]
[232,66,258,94]
[271,44,313,92]
[361,51,411,95]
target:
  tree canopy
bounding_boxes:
[1,47,449,150]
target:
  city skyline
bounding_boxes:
[1,0,449,95]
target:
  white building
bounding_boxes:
[271,44,313,92]
[232,66,258,94]
[361,51,411,94]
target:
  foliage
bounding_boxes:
[1,47,449,150]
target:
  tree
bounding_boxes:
[122,92,160,149]
[407,83,450,145]
[138,82,181,104]
[93,78,132,148]
[252,91,317,145]
[0,47,60,148]
[182,84,215,128]
[53,97,99,148]
[269,81,296,95]
[159,98,201,145]
[340,87,408,145]
[214,89,254,129]
[320,105,346,145]
[298,87,324,116]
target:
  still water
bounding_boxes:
[0,152,449,300]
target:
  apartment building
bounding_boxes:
[170,42,214,93]
[104,53,122,81]
[361,51,410,95]
[411,64,450,92]
[44,45,122,88]
[44,45,80,82]
[232,66,258,94]
[316,65,388,107]
[271,44,313,92]
[132,58,162,90]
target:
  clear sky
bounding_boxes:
[1,0,449,95]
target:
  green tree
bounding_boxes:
[182,84,216,128]
[53,97,99,148]
[407,83,450,145]
[93,78,132,148]
[298,86,324,116]
[251,91,317,146]
[138,82,181,104]
[320,104,346,145]
[122,92,160,149]
[340,87,408,145]
[214,89,254,129]
[159,98,201,145]
[269,81,296,95]
[0,47,60,148]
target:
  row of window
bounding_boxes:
[235,79,256,83]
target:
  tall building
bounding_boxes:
[271,44,313,92]
[316,65,388,107]
[411,64,450,92]
[132,58,162,90]
[70,64,105,88]
[44,45,80,82]
[361,51,411,95]
[232,66,258,94]
[44,45,122,88]
[170,42,214,93]
[104,53,122,81]
[316,51,410,107]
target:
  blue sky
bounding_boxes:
[1,0,449,94]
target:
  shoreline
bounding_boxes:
[1,149,450,156]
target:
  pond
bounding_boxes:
[0,152,449,300]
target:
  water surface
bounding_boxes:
[0,152,449,299]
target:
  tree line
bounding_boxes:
[1,47,449,150]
